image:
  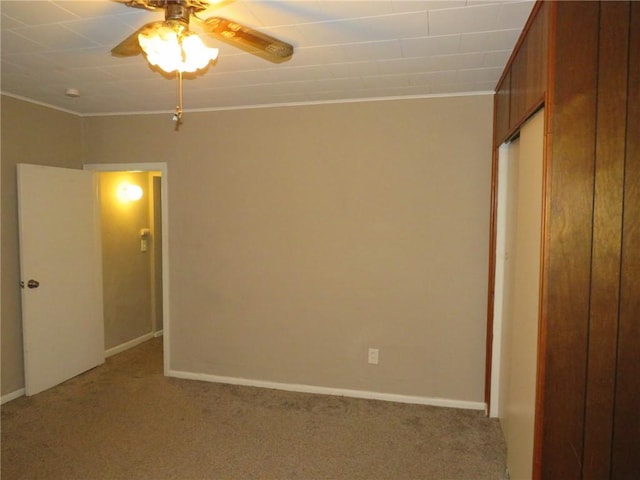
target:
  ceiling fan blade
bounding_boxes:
[111,22,163,57]
[199,17,293,63]
[201,0,236,11]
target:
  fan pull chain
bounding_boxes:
[173,70,184,129]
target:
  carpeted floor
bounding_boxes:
[1,338,506,479]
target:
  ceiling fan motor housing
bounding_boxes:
[165,2,192,26]
[139,0,210,14]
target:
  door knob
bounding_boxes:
[27,279,40,289]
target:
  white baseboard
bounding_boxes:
[168,370,486,411]
[1,388,25,405]
[0,365,486,411]
[153,330,163,338]
[105,332,154,358]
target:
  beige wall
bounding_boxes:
[1,94,493,402]
[99,171,154,349]
[1,96,84,395]
[84,95,493,402]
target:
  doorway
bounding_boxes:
[84,163,170,375]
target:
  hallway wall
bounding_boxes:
[99,171,154,350]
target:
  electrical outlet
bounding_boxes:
[368,348,379,365]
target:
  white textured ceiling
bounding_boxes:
[0,0,533,115]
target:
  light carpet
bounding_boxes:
[1,338,506,479]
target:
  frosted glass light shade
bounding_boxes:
[138,26,219,73]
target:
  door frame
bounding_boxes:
[84,162,170,375]
[488,142,512,418]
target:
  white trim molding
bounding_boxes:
[84,162,170,377]
[105,332,154,358]
[168,370,486,411]
[1,388,25,405]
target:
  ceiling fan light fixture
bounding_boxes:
[138,25,218,73]
[112,0,293,126]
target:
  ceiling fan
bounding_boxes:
[112,0,294,64]
[111,0,294,126]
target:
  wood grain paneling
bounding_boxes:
[530,2,548,107]
[494,71,511,145]
[490,1,639,477]
[509,33,527,131]
[583,3,630,478]
[542,2,599,478]
[490,2,547,147]
[509,2,548,132]
[612,2,640,477]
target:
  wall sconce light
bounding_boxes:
[118,183,143,202]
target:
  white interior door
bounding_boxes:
[17,164,104,396]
